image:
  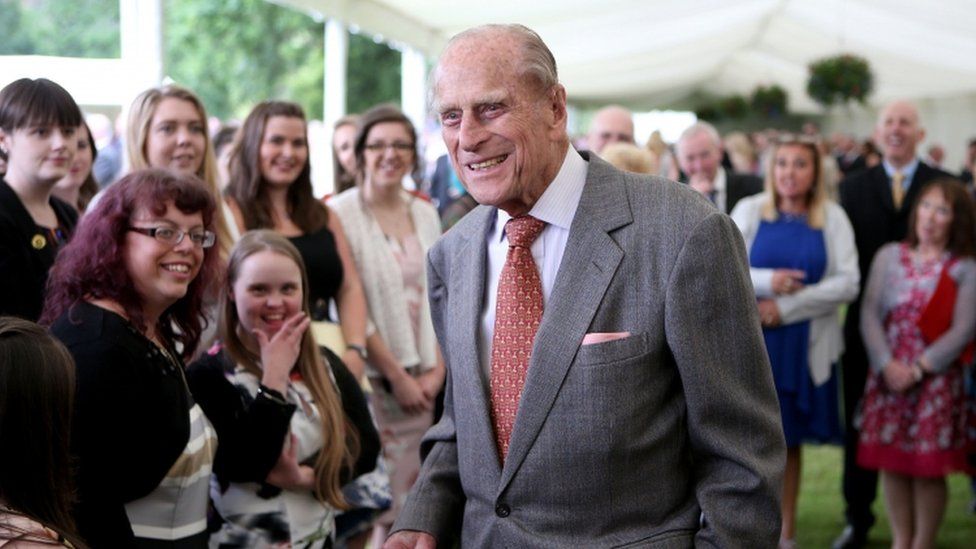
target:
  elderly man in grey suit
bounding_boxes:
[385,24,784,549]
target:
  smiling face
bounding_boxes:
[123,201,205,318]
[259,115,307,189]
[876,101,924,169]
[55,124,93,194]
[231,249,303,339]
[145,97,206,175]
[433,30,568,216]
[772,143,817,205]
[0,124,77,187]
[914,187,953,250]
[363,121,414,191]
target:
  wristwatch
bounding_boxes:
[347,343,368,361]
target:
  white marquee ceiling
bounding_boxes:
[281,0,976,113]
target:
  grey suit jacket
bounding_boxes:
[393,153,785,548]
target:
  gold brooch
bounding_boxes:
[31,234,47,250]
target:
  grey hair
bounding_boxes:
[677,121,722,153]
[428,24,559,111]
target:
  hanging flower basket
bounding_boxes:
[806,54,873,107]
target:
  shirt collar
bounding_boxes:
[883,157,920,184]
[494,145,588,241]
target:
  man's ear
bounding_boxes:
[548,84,568,129]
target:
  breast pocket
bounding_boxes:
[575,332,649,366]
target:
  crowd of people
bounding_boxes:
[0,21,975,549]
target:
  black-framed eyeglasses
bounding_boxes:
[364,142,414,153]
[128,226,216,249]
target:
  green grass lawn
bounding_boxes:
[798,446,975,547]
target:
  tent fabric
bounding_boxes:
[283,0,976,113]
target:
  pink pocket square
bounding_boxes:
[581,331,631,345]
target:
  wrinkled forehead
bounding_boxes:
[432,36,524,111]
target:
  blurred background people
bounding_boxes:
[0,77,82,321]
[676,121,762,214]
[52,121,99,213]
[835,100,953,549]
[225,100,369,379]
[0,317,86,548]
[212,123,239,190]
[187,230,378,548]
[328,104,444,545]
[127,84,237,257]
[88,112,122,188]
[585,104,634,155]
[599,142,658,174]
[332,114,359,195]
[43,169,221,548]
[731,138,859,548]
[856,178,976,549]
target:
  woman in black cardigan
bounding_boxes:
[0,78,82,320]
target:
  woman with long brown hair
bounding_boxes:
[225,101,369,379]
[187,230,377,547]
[0,317,86,548]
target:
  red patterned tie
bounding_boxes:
[490,215,546,462]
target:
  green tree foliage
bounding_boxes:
[164,0,325,120]
[346,32,400,114]
[163,0,402,121]
[0,0,119,57]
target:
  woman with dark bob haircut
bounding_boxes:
[42,168,221,548]
[0,77,83,321]
[0,317,86,548]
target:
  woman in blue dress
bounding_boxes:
[731,137,859,548]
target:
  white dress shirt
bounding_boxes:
[478,146,589,379]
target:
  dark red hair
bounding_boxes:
[41,169,220,357]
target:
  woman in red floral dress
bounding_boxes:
[857,178,976,549]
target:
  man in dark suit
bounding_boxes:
[834,100,952,549]
[384,23,784,549]
[676,121,763,214]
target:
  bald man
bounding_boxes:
[586,105,634,154]
[834,100,952,549]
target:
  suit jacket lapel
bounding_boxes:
[499,156,631,491]
[447,206,503,482]
[871,165,897,212]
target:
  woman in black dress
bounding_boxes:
[225,101,369,379]
[0,78,83,320]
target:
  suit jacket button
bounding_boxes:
[495,503,510,518]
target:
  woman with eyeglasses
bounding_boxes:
[0,78,83,321]
[225,101,368,381]
[42,169,221,548]
[328,104,445,542]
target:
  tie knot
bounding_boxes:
[505,216,545,248]
[892,172,905,185]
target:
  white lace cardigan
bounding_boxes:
[328,188,442,376]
